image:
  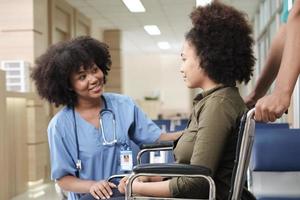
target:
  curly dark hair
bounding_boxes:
[31,36,111,107]
[186,2,255,85]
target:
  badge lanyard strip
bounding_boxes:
[72,107,81,178]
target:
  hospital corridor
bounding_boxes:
[1,0,300,200]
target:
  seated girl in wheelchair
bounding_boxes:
[116,2,256,200]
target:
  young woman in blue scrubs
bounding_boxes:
[31,36,181,200]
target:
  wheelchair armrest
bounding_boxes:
[107,174,129,182]
[126,163,215,199]
[133,163,211,176]
[140,141,173,149]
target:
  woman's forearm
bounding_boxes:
[57,175,96,193]
[132,180,171,197]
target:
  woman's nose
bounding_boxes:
[87,73,98,83]
[180,65,184,74]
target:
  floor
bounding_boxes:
[12,183,63,200]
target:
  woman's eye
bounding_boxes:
[92,67,98,73]
[78,75,86,80]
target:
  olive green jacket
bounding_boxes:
[169,86,255,200]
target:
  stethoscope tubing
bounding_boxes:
[99,108,117,146]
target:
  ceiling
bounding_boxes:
[66,0,260,54]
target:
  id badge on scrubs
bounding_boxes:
[120,149,133,171]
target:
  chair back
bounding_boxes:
[228,108,256,200]
[255,122,289,129]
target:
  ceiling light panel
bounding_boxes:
[196,0,212,6]
[122,0,146,12]
[144,25,161,35]
[158,42,171,50]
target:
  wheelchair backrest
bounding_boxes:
[228,108,256,200]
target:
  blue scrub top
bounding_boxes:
[47,93,161,200]
[281,0,294,23]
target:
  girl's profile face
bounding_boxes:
[180,40,205,89]
[70,64,104,102]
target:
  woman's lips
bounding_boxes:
[89,84,102,93]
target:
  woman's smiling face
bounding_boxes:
[70,64,104,102]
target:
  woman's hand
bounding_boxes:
[89,180,116,199]
[118,176,128,194]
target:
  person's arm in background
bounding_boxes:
[244,24,286,107]
[255,0,300,122]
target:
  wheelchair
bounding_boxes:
[106,108,256,200]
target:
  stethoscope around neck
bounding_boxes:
[72,95,117,173]
[99,96,117,145]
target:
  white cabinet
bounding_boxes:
[0,60,30,92]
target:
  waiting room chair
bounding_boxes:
[248,128,300,200]
[170,118,189,132]
[132,119,172,165]
[145,119,188,164]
